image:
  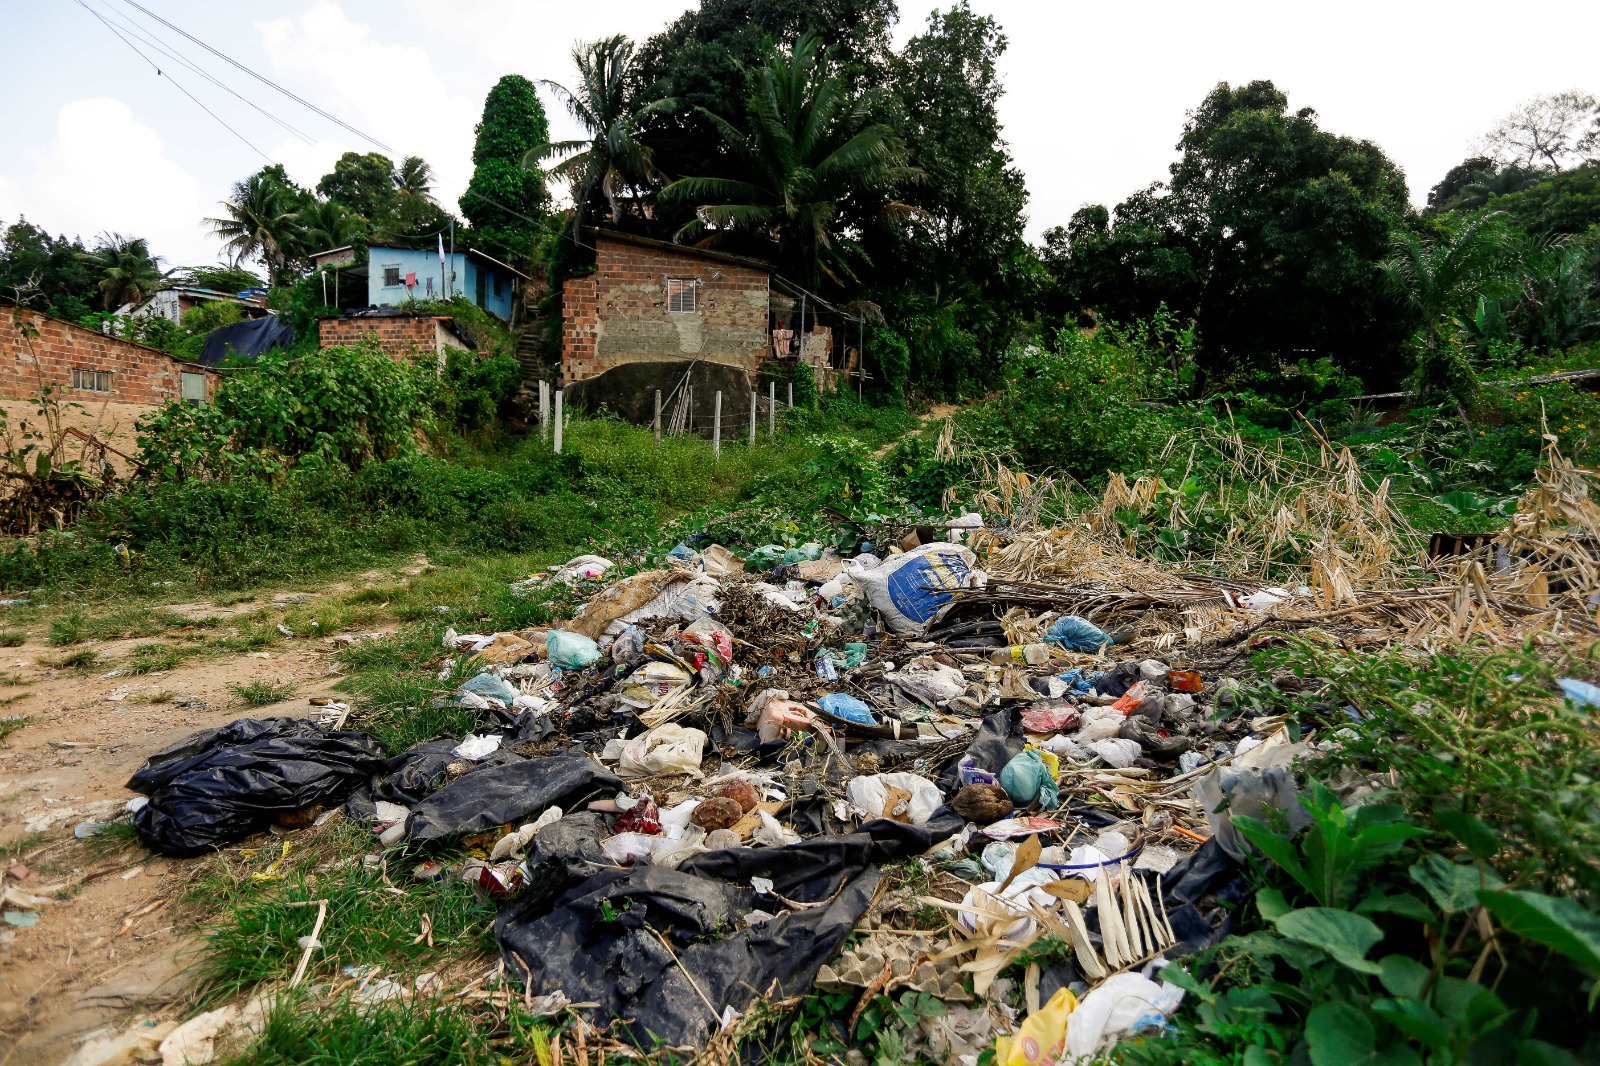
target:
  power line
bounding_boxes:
[72,0,274,164]
[117,0,394,154]
[88,0,315,145]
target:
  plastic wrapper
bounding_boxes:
[615,724,707,777]
[889,656,967,705]
[844,772,943,826]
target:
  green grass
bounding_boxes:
[43,649,100,670]
[224,993,503,1066]
[0,831,46,860]
[0,629,26,647]
[125,643,188,674]
[47,613,85,645]
[229,680,298,707]
[0,672,29,686]
[0,714,33,742]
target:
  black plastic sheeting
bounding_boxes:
[126,718,386,858]
[405,751,623,843]
[197,315,293,366]
[496,810,966,1050]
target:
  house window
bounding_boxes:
[181,372,208,404]
[493,274,504,298]
[72,368,112,393]
[667,278,699,313]
[383,266,402,287]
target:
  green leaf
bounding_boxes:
[1234,814,1313,893]
[1373,998,1450,1049]
[1410,855,1502,915]
[1275,908,1385,974]
[1257,886,1292,921]
[1478,890,1600,972]
[1377,954,1430,999]
[1356,889,1436,924]
[1305,1001,1375,1066]
[1435,809,1500,859]
[1515,1039,1582,1066]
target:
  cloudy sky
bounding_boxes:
[1,0,1595,270]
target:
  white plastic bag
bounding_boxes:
[845,772,943,826]
[1064,970,1185,1060]
[616,724,708,778]
[752,809,801,847]
[849,541,980,634]
[889,656,967,705]
[1088,738,1142,769]
[1075,705,1126,743]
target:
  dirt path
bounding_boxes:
[874,402,962,457]
[0,567,421,1065]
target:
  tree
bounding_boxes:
[82,233,166,311]
[662,33,918,289]
[1053,81,1413,387]
[207,172,303,286]
[0,219,98,320]
[1483,91,1599,172]
[525,36,675,226]
[1380,212,1510,403]
[874,2,1030,386]
[393,156,436,203]
[296,200,364,255]
[461,75,550,260]
[317,152,398,221]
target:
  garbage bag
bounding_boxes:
[817,693,876,725]
[546,630,600,669]
[126,717,387,858]
[405,754,622,843]
[999,749,1059,808]
[889,656,968,705]
[548,555,614,584]
[369,739,525,806]
[851,542,980,634]
[1065,970,1185,1060]
[1045,615,1115,654]
[459,671,519,704]
[845,772,944,826]
[611,577,722,632]
[568,570,681,638]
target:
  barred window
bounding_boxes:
[73,368,112,393]
[383,266,402,287]
[666,277,699,313]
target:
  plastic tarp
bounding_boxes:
[495,812,964,1049]
[405,752,623,842]
[368,738,525,806]
[126,717,386,857]
[197,316,293,366]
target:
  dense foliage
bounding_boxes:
[460,75,551,260]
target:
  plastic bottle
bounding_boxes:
[990,642,1052,666]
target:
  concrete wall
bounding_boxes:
[562,359,764,437]
[365,248,514,320]
[561,235,770,383]
[318,315,469,363]
[0,308,215,406]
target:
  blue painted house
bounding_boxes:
[310,243,524,322]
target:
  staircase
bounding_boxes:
[513,324,548,381]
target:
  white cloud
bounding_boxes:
[256,2,478,221]
[0,98,214,265]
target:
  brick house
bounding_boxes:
[0,305,220,463]
[318,311,474,364]
[561,231,774,383]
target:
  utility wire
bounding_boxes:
[117,0,394,154]
[88,0,316,145]
[73,0,274,163]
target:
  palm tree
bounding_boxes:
[297,200,365,254]
[524,35,674,225]
[82,233,166,311]
[1380,212,1510,405]
[393,156,437,204]
[206,173,301,286]
[660,34,919,289]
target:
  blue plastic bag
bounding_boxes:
[818,693,876,725]
[1046,615,1114,654]
[1056,667,1100,695]
[1558,678,1600,707]
[460,671,518,704]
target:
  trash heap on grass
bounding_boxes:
[118,457,1600,1059]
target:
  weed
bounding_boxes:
[47,613,84,645]
[0,831,45,860]
[227,991,498,1066]
[44,649,99,669]
[135,690,176,704]
[126,643,186,674]
[0,672,28,685]
[229,680,297,707]
[0,692,30,707]
[0,629,26,647]
[0,714,33,742]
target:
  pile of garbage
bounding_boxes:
[123,527,1313,1058]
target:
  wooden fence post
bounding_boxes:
[713,391,722,457]
[654,390,662,446]
[553,390,563,454]
[768,381,776,436]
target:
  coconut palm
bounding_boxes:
[661,33,919,289]
[296,200,365,255]
[393,156,437,203]
[524,35,674,225]
[82,233,166,311]
[1380,212,1511,404]
[207,173,301,286]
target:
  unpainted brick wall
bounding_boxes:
[0,307,215,405]
[318,315,446,362]
[561,236,770,382]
